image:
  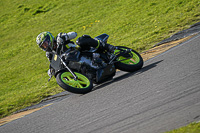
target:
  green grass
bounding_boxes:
[165,122,200,133]
[0,0,200,118]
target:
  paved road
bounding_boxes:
[1,35,200,133]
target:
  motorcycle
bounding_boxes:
[48,33,143,94]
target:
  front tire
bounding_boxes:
[56,71,93,94]
[114,46,143,72]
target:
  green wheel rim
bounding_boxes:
[115,49,140,65]
[61,72,90,88]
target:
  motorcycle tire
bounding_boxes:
[56,71,93,94]
[114,46,143,72]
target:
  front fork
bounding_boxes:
[48,54,78,82]
[59,57,78,81]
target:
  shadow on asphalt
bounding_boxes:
[93,60,163,91]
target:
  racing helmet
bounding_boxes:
[36,32,54,52]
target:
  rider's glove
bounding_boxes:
[57,36,64,45]
[57,32,77,45]
[57,33,65,45]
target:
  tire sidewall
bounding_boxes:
[56,71,93,94]
[114,46,143,72]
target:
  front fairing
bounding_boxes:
[50,54,63,74]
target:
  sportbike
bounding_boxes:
[48,33,143,94]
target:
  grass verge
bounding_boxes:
[165,122,200,133]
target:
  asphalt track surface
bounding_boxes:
[1,35,200,133]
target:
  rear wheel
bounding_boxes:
[56,71,93,94]
[114,46,143,72]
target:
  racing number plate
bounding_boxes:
[54,55,57,61]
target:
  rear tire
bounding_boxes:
[114,46,143,72]
[56,71,93,94]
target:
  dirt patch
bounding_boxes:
[0,33,198,126]
[141,34,198,61]
[0,104,52,126]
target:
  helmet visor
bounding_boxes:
[40,41,49,50]
[40,37,51,51]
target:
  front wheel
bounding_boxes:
[114,46,143,72]
[56,71,93,94]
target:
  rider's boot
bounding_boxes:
[99,42,116,53]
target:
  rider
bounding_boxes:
[36,31,78,60]
[36,31,115,60]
